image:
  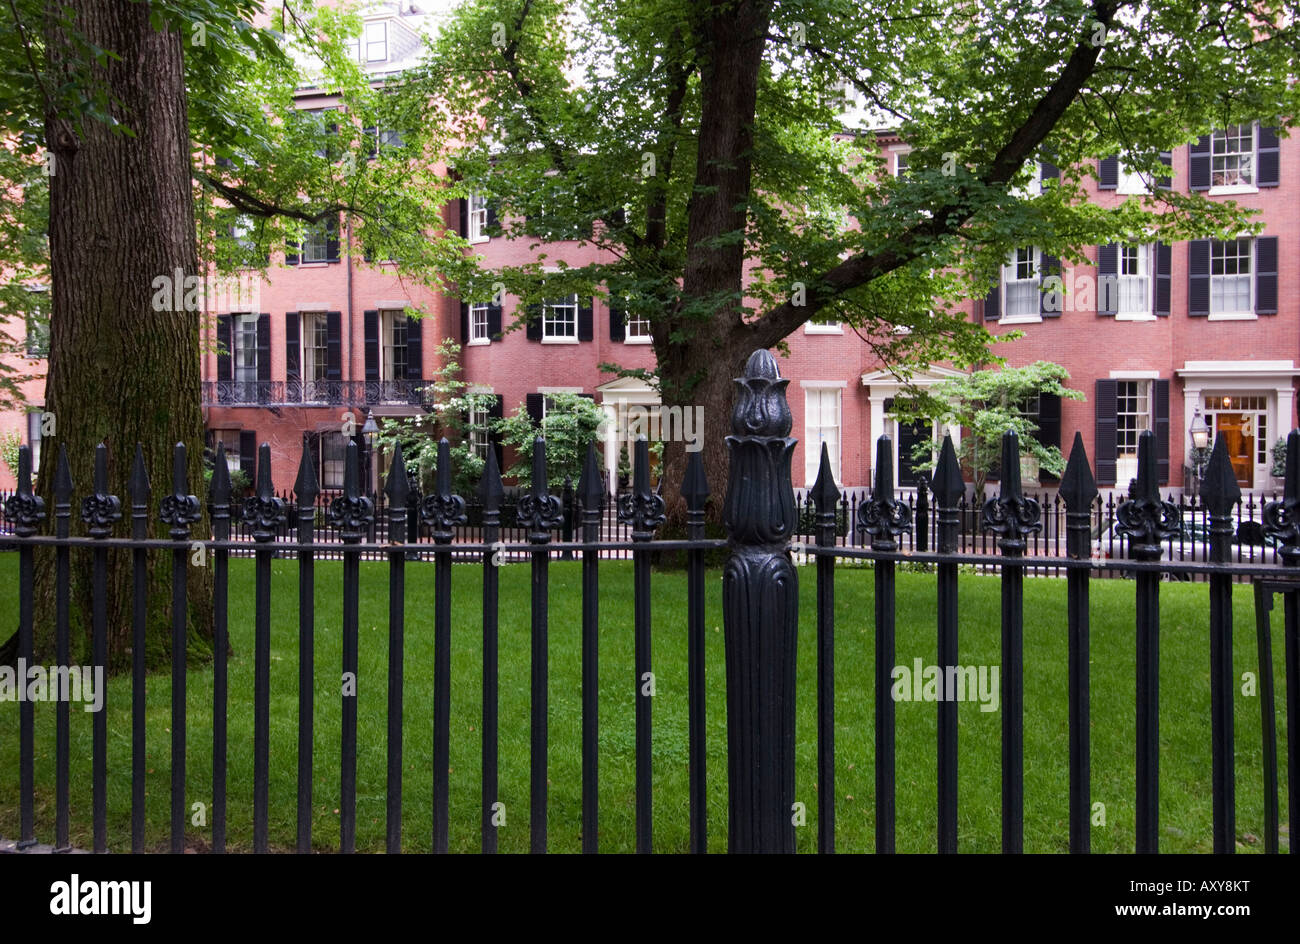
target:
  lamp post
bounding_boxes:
[362,411,380,502]
[1189,407,1211,497]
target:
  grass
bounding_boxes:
[0,554,1292,853]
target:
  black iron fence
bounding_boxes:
[2,349,1298,853]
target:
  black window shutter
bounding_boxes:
[239,430,257,481]
[1040,254,1061,316]
[1158,150,1173,189]
[525,303,543,341]
[609,302,625,341]
[983,279,1001,321]
[285,312,300,381]
[216,314,232,381]
[1154,379,1170,485]
[578,298,594,341]
[485,200,499,235]
[285,241,299,266]
[406,314,422,379]
[1094,379,1118,486]
[1098,156,1118,190]
[489,394,504,466]
[1188,240,1210,316]
[1035,392,1062,451]
[460,301,469,342]
[1189,135,1211,191]
[1154,242,1172,316]
[1256,236,1278,315]
[364,309,380,381]
[458,197,468,238]
[1097,243,1118,315]
[526,392,544,424]
[1258,126,1280,187]
[488,303,502,339]
[325,217,339,262]
[256,314,271,390]
[326,310,342,380]
[1040,161,1059,183]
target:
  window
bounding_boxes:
[1116,380,1152,484]
[27,409,43,476]
[364,127,404,159]
[365,21,387,62]
[212,429,241,474]
[233,313,258,400]
[804,387,841,486]
[24,290,48,357]
[625,311,652,341]
[1210,238,1252,314]
[300,220,332,263]
[302,312,329,383]
[469,303,491,344]
[893,150,910,177]
[543,294,578,341]
[306,431,347,490]
[467,194,489,242]
[467,401,490,459]
[1003,247,1040,319]
[230,215,256,252]
[1116,244,1151,318]
[804,320,842,335]
[1212,125,1254,188]
[1117,162,1150,195]
[382,310,407,381]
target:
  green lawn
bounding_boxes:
[0,554,1291,853]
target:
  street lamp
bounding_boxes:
[362,410,379,498]
[1189,407,1211,496]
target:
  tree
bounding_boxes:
[493,392,608,489]
[890,360,1084,499]
[426,0,1298,525]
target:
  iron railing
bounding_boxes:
[1,349,1297,853]
[201,379,434,407]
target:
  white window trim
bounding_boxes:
[541,292,579,343]
[379,309,408,382]
[468,302,492,345]
[1113,243,1155,321]
[803,385,842,488]
[468,193,490,245]
[803,321,844,335]
[889,144,911,177]
[1208,123,1260,196]
[623,309,653,344]
[300,311,329,384]
[1000,247,1044,325]
[365,20,388,63]
[1207,236,1256,320]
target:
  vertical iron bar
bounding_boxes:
[480,450,503,853]
[128,448,150,854]
[8,446,43,848]
[682,450,709,854]
[1060,435,1096,853]
[170,448,189,854]
[53,448,72,852]
[1203,436,1239,853]
[295,445,319,853]
[209,446,231,854]
[932,437,963,854]
[384,447,411,853]
[580,445,606,853]
[1254,583,1279,854]
[82,444,119,853]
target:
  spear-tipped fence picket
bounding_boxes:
[2,348,1298,853]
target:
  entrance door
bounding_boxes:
[1212,412,1254,487]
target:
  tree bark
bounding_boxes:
[7,0,213,671]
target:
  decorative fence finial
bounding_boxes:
[384,443,412,544]
[723,349,796,543]
[982,431,1041,555]
[420,438,466,544]
[243,443,285,542]
[578,441,605,522]
[6,444,45,536]
[1115,430,1179,558]
[517,437,563,543]
[858,435,911,551]
[329,440,373,543]
[618,436,666,539]
[1201,435,1241,564]
[931,435,964,553]
[82,443,121,537]
[1059,432,1097,559]
[1264,428,1300,564]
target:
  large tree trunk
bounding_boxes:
[659,0,772,530]
[7,0,213,671]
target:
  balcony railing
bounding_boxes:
[203,380,433,407]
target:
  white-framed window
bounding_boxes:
[894,150,910,177]
[467,401,490,459]
[467,193,489,243]
[309,431,347,490]
[233,313,258,398]
[1117,162,1151,196]
[1002,247,1041,320]
[211,429,242,475]
[300,220,331,263]
[469,303,491,344]
[1116,380,1152,485]
[24,288,48,357]
[804,320,843,335]
[1210,238,1252,315]
[1116,244,1153,319]
[625,310,652,341]
[1212,124,1255,189]
[365,21,388,62]
[231,214,256,252]
[27,408,44,476]
[804,386,841,487]
[543,294,578,341]
[302,312,329,382]
[381,309,408,381]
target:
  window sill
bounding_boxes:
[999,314,1043,325]
[1115,311,1157,322]
[804,323,843,335]
[1207,311,1257,321]
[623,336,653,345]
[1209,184,1258,196]
[467,338,491,346]
[295,262,333,268]
[469,235,490,245]
[541,336,579,344]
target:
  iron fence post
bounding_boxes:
[1060,433,1097,853]
[722,350,798,853]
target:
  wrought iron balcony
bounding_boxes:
[203,380,433,408]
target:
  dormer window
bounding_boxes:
[366,21,387,62]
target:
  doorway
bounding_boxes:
[1204,394,1268,488]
